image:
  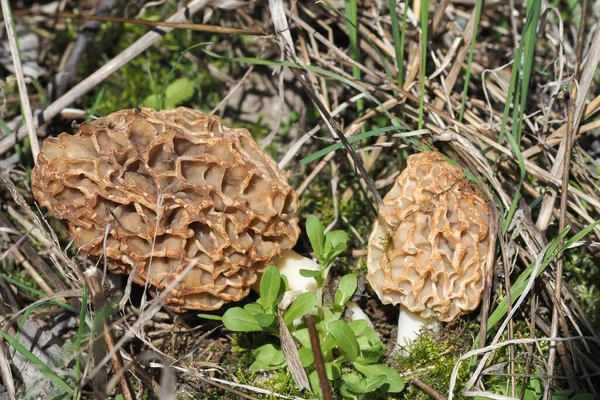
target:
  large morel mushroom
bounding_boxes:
[367,151,490,350]
[32,107,301,312]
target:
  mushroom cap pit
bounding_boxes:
[32,107,300,312]
[367,151,490,322]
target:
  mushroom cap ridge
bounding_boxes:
[366,151,490,322]
[31,107,301,312]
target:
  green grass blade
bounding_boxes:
[145,59,160,110]
[344,0,363,115]
[203,52,410,135]
[0,329,74,394]
[0,119,11,136]
[418,0,429,130]
[300,125,405,164]
[0,272,47,298]
[324,3,394,81]
[28,77,47,109]
[389,0,403,88]
[516,0,542,144]
[458,0,483,122]
[470,226,571,360]
[86,85,106,122]
[480,218,599,340]
[17,301,77,344]
[73,284,88,400]
[160,42,210,110]
[399,1,409,89]
[559,219,600,252]
[0,273,74,312]
[497,0,541,233]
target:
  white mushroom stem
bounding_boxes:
[347,301,374,327]
[271,249,321,293]
[396,305,430,356]
[271,250,373,325]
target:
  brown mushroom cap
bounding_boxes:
[31,107,300,311]
[367,151,490,322]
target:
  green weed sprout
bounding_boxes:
[199,215,404,398]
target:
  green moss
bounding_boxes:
[298,164,336,224]
[254,371,307,399]
[80,8,231,115]
[390,333,472,399]
[215,337,308,399]
[564,247,600,330]
[1,259,39,294]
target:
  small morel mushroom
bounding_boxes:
[366,151,490,352]
[31,107,302,312]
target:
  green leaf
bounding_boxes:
[328,320,360,361]
[364,327,381,345]
[570,394,595,400]
[323,308,338,328]
[163,77,196,109]
[306,215,325,258]
[357,328,385,363]
[259,265,281,311]
[254,313,276,328]
[550,389,573,400]
[342,373,367,393]
[293,326,311,348]
[255,344,285,365]
[141,93,160,110]
[352,363,404,393]
[348,319,368,336]
[222,308,263,332]
[299,269,321,278]
[335,274,357,307]
[325,362,341,380]
[357,334,370,349]
[528,376,542,394]
[308,370,321,395]
[141,77,195,109]
[321,333,338,353]
[568,393,594,400]
[356,349,384,365]
[326,230,348,252]
[244,303,265,315]
[298,347,314,368]
[523,388,538,400]
[249,359,272,371]
[363,375,386,392]
[339,384,360,399]
[250,344,286,371]
[284,292,317,326]
[197,313,223,321]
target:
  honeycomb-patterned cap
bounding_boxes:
[32,107,300,311]
[367,151,490,322]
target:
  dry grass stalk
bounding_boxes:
[0,0,39,160]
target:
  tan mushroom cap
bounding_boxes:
[367,151,490,322]
[32,107,300,312]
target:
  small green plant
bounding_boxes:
[141,76,196,110]
[200,215,404,398]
